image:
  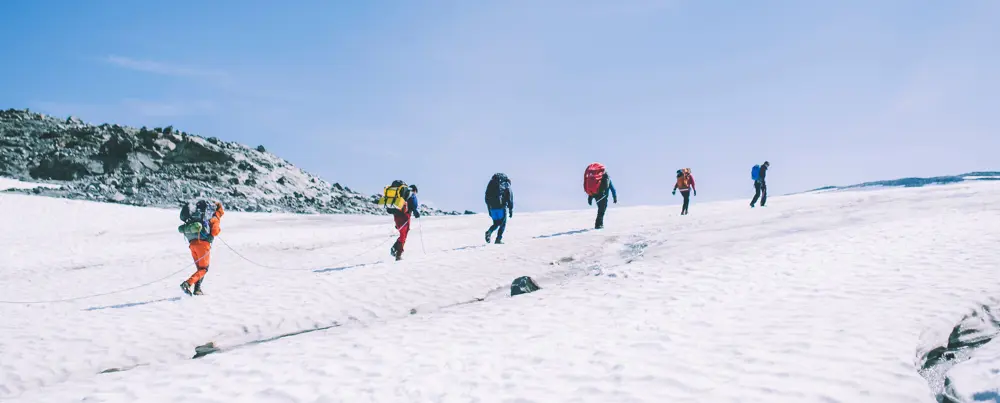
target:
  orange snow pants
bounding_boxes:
[186,240,212,285]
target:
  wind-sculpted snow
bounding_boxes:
[919,300,1000,402]
[1,182,999,402]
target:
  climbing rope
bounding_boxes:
[218,221,407,272]
[0,215,605,305]
[0,254,208,304]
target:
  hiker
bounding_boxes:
[672,168,696,215]
[379,181,420,261]
[751,161,770,207]
[177,200,224,296]
[584,163,617,229]
[484,173,514,244]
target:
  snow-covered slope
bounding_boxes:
[1,182,999,402]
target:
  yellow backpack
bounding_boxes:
[378,180,411,213]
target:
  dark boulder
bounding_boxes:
[511,276,541,296]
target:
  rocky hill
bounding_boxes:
[0,109,467,216]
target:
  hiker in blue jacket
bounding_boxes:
[751,161,769,208]
[484,173,513,244]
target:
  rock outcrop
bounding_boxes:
[0,109,465,216]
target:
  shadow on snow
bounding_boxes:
[313,261,381,273]
[533,229,592,239]
[84,297,182,311]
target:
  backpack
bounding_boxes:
[178,199,215,242]
[751,165,761,181]
[379,180,411,214]
[488,173,511,205]
[676,170,689,188]
[584,163,606,196]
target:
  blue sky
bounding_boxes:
[2,0,998,212]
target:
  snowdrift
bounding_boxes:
[802,171,1000,194]
[1,181,999,402]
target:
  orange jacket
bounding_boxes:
[208,202,224,237]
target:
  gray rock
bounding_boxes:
[29,152,104,180]
[164,137,232,164]
[0,109,464,216]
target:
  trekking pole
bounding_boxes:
[417,219,427,254]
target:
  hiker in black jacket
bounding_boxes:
[484,173,514,244]
[588,174,617,229]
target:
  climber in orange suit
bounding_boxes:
[180,201,224,296]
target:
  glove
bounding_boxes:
[693,190,697,197]
[613,198,618,204]
[414,211,421,219]
[588,198,593,206]
[672,190,676,195]
[509,210,513,218]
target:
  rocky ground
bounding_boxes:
[0,109,470,216]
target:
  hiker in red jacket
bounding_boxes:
[584,163,618,229]
[672,168,696,215]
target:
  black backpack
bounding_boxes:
[180,200,212,223]
[178,199,215,241]
[489,173,510,202]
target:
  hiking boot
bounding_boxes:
[180,281,193,296]
[193,280,204,296]
[390,245,397,257]
[485,230,492,243]
[494,239,504,245]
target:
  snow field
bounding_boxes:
[2,182,999,402]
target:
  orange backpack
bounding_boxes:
[676,168,693,189]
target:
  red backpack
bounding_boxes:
[583,163,606,196]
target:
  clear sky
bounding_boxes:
[2,0,997,212]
